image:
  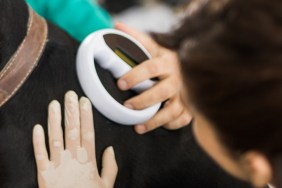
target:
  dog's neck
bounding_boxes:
[0,0,28,70]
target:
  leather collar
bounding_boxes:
[0,7,48,107]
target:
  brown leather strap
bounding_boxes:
[0,7,48,107]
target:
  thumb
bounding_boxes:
[101,146,118,187]
[115,22,159,57]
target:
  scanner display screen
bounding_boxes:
[114,48,138,68]
[104,34,148,67]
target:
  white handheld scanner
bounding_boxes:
[76,29,161,125]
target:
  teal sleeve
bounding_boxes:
[26,0,113,41]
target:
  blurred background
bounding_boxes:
[98,0,189,33]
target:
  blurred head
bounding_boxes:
[153,0,282,187]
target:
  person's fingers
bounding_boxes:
[101,146,118,188]
[124,78,178,110]
[117,58,170,91]
[33,124,50,171]
[163,110,192,130]
[79,97,96,163]
[48,100,64,165]
[115,22,160,57]
[134,98,184,134]
[64,91,81,158]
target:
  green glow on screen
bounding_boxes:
[114,48,138,68]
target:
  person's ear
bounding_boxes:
[241,151,272,187]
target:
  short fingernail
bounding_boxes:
[66,91,78,113]
[34,125,43,136]
[135,125,147,134]
[108,146,115,157]
[49,100,60,114]
[118,80,128,90]
[80,97,91,111]
[49,101,61,126]
[66,90,78,99]
[124,103,133,109]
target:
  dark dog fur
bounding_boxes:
[0,1,252,187]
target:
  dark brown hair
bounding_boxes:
[153,0,282,186]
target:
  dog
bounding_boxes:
[0,0,252,187]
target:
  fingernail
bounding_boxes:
[118,80,128,90]
[124,103,133,109]
[66,91,78,113]
[34,125,43,136]
[49,100,60,114]
[80,97,91,111]
[108,146,115,157]
[135,125,147,134]
[66,90,77,99]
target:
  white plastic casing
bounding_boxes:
[76,29,161,125]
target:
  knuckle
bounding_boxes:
[164,123,176,130]
[123,77,134,88]
[147,61,159,75]
[182,113,192,125]
[165,119,186,130]
[171,78,181,88]
[147,120,161,131]
[171,110,181,119]
[170,103,183,119]
[122,71,139,88]
[133,98,146,109]
[51,140,63,149]
[160,86,172,99]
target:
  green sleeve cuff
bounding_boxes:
[26,0,113,41]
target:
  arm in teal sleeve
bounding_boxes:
[26,0,113,41]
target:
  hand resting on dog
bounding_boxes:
[33,91,117,188]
